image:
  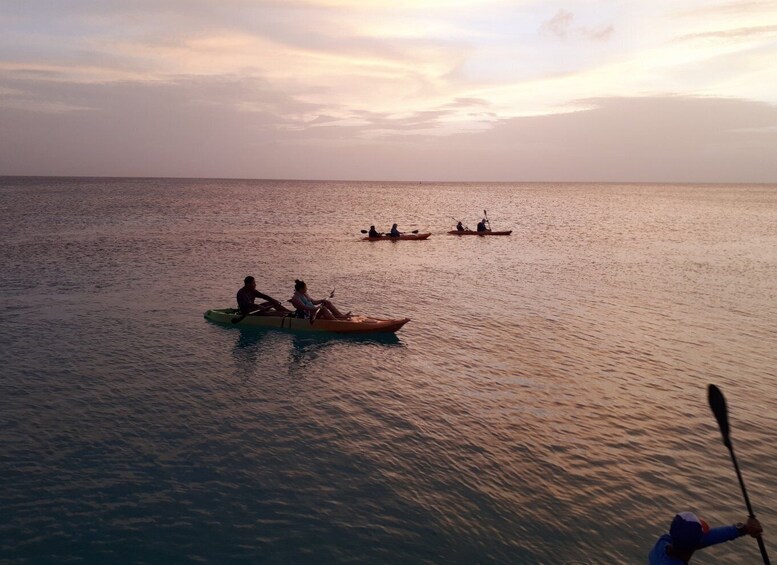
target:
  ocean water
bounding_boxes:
[1,177,776,564]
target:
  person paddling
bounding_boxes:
[389,223,402,237]
[476,218,489,232]
[290,279,351,322]
[456,221,465,232]
[368,225,380,238]
[648,511,763,564]
[237,276,291,315]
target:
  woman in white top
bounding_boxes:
[290,280,351,321]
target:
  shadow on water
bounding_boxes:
[231,327,404,362]
[231,327,403,348]
[290,330,403,348]
[233,327,274,350]
[288,330,403,364]
[228,327,404,383]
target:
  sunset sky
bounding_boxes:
[1,0,776,181]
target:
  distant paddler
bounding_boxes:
[476,218,490,232]
[360,226,422,238]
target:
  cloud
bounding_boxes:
[674,1,776,18]
[676,24,777,42]
[2,78,776,182]
[581,25,614,42]
[540,10,574,39]
[539,9,613,42]
[432,96,777,182]
[440,97,490,109]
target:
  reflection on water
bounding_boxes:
[234,327,273,350]
[289,331,403,349]
[2,178,776,563]
[231,327,403,365]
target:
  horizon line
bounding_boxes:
[2,174,775,186]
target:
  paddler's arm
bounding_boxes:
[699,518,763,549]
[254,291,283,307]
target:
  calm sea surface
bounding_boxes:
[1,177,776,564]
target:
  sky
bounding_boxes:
[1,0,776,182]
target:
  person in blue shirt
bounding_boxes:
[648,511,763,564]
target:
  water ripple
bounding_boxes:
[1,179,776,562]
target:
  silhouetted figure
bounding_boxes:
[648,512,763,564]
[236,276,290,315]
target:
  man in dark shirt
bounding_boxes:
[236,276,291,315]
[476,219,489,232]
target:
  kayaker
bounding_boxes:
[236,276,291,315]
[291,279,351,321]
[456,221,465,232]
[476,219,489,232]
[368,225,380,238]
[389,223,402,237]
[648,511,763,564]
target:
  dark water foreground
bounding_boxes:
[1,178,776,563]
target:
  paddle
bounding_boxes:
[231,305,270,324]
[708,384,770,564]
[483,209,492,231]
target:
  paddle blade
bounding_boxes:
[708,384,731,446]
[360,230,368,233]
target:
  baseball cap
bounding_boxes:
[670,512,710,550]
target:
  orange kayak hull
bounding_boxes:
[205,309,410,333]
[447,230,512,236]
[363,233,431,241]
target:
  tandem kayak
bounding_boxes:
[447,230,512,236]
[363,233,431,241]
[204,308,410,333]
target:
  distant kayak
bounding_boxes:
[447,230,512,236]
[205,309,410,333]
[363,233,431,241]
